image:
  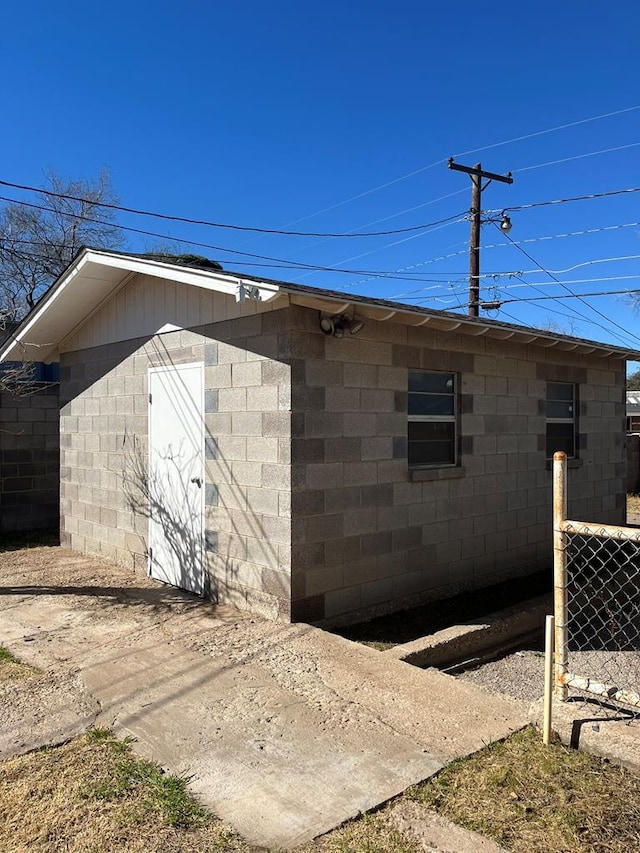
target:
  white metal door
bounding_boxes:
[148,362,204,595]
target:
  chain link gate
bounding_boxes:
[553,452,640,711]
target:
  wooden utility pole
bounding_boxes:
[448,158,513,318]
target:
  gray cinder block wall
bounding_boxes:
[287,306,626,624]
[59,309,294,620]
[58,300,626,626]
[0,385,60,532]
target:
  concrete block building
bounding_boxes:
[0,250,634,623]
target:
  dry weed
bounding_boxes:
[410,726,640,853]
[0,646,39,685]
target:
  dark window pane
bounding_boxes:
[547,382,574,402]
[409,371,455,394]
[409,394,455,416]
[408,421,455,466]
[408,421,455,442]
[546,400,574,419]
[546,422,575,457]
[408,440,455,466]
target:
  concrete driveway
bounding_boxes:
[0,546,529,849]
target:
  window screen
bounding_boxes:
[408,370,457,466]
[546,382,576,458]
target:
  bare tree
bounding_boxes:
[0,169,124,320]
[627,369,640,391]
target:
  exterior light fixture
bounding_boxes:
[319,316,335,335]
[500,214,512,233]
[319,313,365,337]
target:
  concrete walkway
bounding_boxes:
[0,548,528,849]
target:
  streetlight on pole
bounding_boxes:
[448,158,514,318]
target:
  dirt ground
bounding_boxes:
[0,545,230,754]
[1,543,531,850]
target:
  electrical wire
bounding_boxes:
[487,287,640,305]
[265,104,640,230]
[513,141,640,174]
[477,221,640,254]
[0,236,461,285]
[0,178,466,239]
[0,195,420,275]
[497,225,640,347]
[492,185,640,215]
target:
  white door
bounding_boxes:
[148,362,204,595]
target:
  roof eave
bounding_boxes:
[2,248,638,364]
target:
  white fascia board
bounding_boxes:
[86,251,282,301]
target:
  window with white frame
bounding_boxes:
[546,382,577,458]
[408,370,457,466]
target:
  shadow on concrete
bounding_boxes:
[566,696,640,750]
[0,581,211,613]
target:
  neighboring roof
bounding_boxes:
[627,391,640,413]
[2,247,639,364]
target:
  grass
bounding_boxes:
[0,729,246,853]
[410,726,640,853]
[0,645,39,683]
[301,814,421,853]
[2,727,639,853]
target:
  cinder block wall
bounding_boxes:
[288,307,626,625]
[0,385,59,532]
[59,309,293,620]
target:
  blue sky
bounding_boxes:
[2,2,640,369]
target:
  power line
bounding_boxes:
[477,220,640,253]
[514,141,640,174]
[469,273,640,289]
[288,216,468,283]
[344,220,640,293]
[408,279,640,348]
[497,225,640,347]
[425,230,640,349]
[496,185,640,214]
[453,105,640,160]
[0,178,466,239]
[487,287,640,305]
[266,104,640,230]
[262,188,470,258]
[414,277,640,302]
[0,233,460,284]
[0,194,412,275]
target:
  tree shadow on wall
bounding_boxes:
[122,433,210,599]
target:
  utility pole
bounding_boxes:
[448,158,513,318]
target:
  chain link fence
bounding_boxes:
[553,453,640,712]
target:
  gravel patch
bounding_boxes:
[457,649,546,703]
[457,645,640,711]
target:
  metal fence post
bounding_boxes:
[553,451,569,701]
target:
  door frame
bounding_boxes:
[147,360,205,594]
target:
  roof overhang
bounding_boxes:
[0,249,283,363]
[2,248,639,364]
